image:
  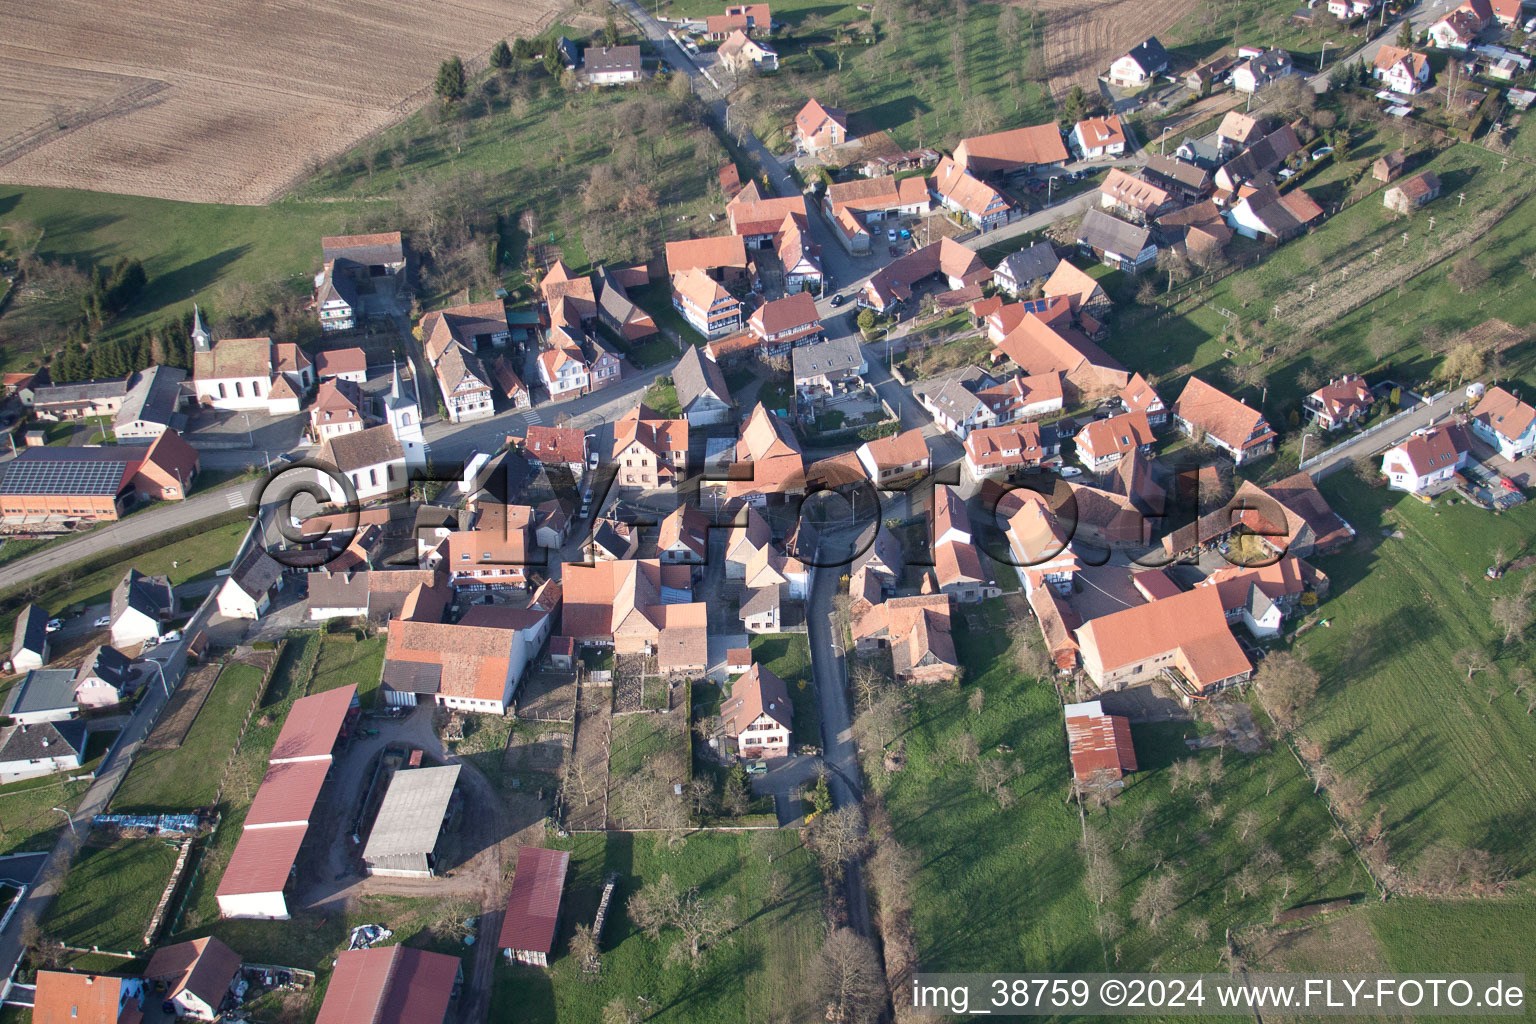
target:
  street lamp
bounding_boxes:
[146,657,171,698]
[1160,126,1173,155]
[1047,175,1060,204]
[51,807,77,837]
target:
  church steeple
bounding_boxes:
[191,304,211,353]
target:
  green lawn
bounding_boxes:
[642,380,683,419]
[0,734,112,856]
[747,633,820,748]
[308,635,386,707]
[1294,473,1536,874]
[492,830,824,1024]
[887,598,1363,977]
[38,836,182,952]
[667,0,1052,154]
[110,662,265,813]
[1109,141,1536,443]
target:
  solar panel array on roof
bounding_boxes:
[0,454,131,496]
[1020,298,1054,313]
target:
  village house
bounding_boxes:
[792,336,865,399]
[704,2,772,37]
[726,189,809,248]
[931,156,1016,231]
[145,937,243,1023]
[658,505,710,565]
[1196,556,1308,638]
[671,267,744,338]
[1098,168,1178,224]
[314,347,368,383]
[421,302,504,422]
[72,645,134,708]
[1075,586,1252,698]
[1076,208,1158,272]
[1305,374,1374,430]
[382,609,551,715]
[795,99,849,152]
[852,593,959,683]
[1373,149,1407,183]
[29,970,147,1024]
[993,242,1061,298]
[1373,45,1433,94]
[729,403,806,506]
[721,662,793,759]
[595,266,657,345]
[30,377,129,422]
[1075,411,1155,472]
[823,175,930,253]
[1213,122,1302,198]
[562,559,707,672]
[1429,0,1493,48]
[1064,701,1138,792]
[1384,171,1441,215]
[673,345,734,426]
[584,45,644,84]
[1107,37,1171,88]
[748,291,823,352]
[537,339,590,398]
[518,425,590,482]
[776,211,824,293]
[113,364,187,441]
[216,547,284,620]
[309,377,371,443]
[717,29,780,72]
[10,604,49,672]
[1172,376,1277,464]
[1328,0,1376,18]
[1003,491,1079,594]
[1143,154,1215,203]
[1072,115,1126,159]
[1153,200,1232,263]
[860,238,992,313]
[322,231,406,278]
[1225,183,1324,242]
[1232,48,1295,93]
[955,122,1070,177]
[1119,373,1167,427]
[314,260,358,331]
[588,517,640,562]
[725,507,772,579]
[500,846,570,968]
[856,428,930,488]
[111,568,174,647]
[1382,423,1471,494]
[1185,55,1238,95]
[0,719,88,783]
[1469,386,1536,459]
[993,312,1128,406]
[1042,261,1114,326]
[964,421,1056,479]
[318,423,407,504]
[613,403,689,490]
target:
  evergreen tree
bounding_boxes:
[435,56,467,103]
[490,39,512,69]
[512,37,532,61]
[603,14,621,47]
[542,43,563,77]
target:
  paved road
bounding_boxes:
[1307,387,1461,480]
[0,480,259,594]
[804,556,872,938]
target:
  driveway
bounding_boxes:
[1306,388,1461,480]
[749,753,822,826]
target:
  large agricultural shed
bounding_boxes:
[362,763,460,878]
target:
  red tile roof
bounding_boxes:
[1074,115,1125,149]
[665,235,749,276]
[145,937,242,1012]
[315,348,368,377]
[521,425,588,466]
[498,846,571,954]
[954,122,1069,174]
[317,945,460,1024]
[32,972,140,1024]
[1173,376,1274,452]
[721,661,793,736]
[1471,385,1536,444]
[1075,587,1250,692]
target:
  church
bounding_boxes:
[189,306,314,414]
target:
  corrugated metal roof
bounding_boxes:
[244,760,332,827]
[215,824,307,896]
[497,847,570,954]
[316,946,460,1024]
[270,686,356,762]
[363,765,460,859]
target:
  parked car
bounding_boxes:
[1278,167,1297,180]
[1311,146,1333,161]
[45,618,62,633]
[886,228,897,242]
[160,629,182,644]
[1059,466,1083,478]
[899,228,911,239]
[745,761,769,775]
[588,450,600,471]
[94,615,111,628]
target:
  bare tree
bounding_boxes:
[808,805,871,878]
[951,730,981,765]
[976,757,1023,808]
[1253,650,1320,732]
[851,690,905,753]
[1491,595,1533,646]
[1131,870,1181,935]
[817,929,886,1024]
[850,660,887,713]
[1449,254,1489,294]
[1008,618,1051,677]
[1231,865,1264,901]
[1452,647,1493,680]
[1235,809,1261,843]
[1522,252,1536,280]
[1186,915,1212,946]
[603,997,641,1024]
[569,923,600,974]
[968,687,985,717]
[1081,825,1120,906]
[1309,842,1341,874]
[1120,804,1153,851]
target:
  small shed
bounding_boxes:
[499,846,571,967]
[145,936,243,1022]
[1372,149,1406,183]
[23,429,46,447]
[1383,171,1441,215]
[1063,700,1138,792]
[362,764,461,878]
[549,635,576,670]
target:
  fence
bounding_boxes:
[1299,390,1450,475]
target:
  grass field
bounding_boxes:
[1294,474,1536,875]
[747,633,820,748]
[307,634,386,707]
[38,836,181,951]
[1108,141,1536,438]
[0,734,111,856]
[492,829,824,1023]
[110,661,265,813]
[642,380,683,418]
[886,599,1365,977]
